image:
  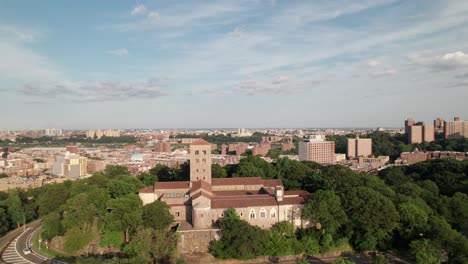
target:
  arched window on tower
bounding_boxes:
[249,209,256,219]
[260,208,266,218]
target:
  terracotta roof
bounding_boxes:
[284,190,311,196]
[213,190,266,196]
[212,177,263,186]
[262,179,283,187]
[191,138,211,145]
[191,191,212,200]
[154,181,190,189]
[211,196,278,209]
[190,180,212,193]
[278,196,310,205]
[139,186,154,193]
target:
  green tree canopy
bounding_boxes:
[142,201,174,230]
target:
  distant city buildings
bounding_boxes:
[154,142,172,153]
[298,135,335,164]
[347,136,372,159]
[397,149,468,165]
[231,128,253,137]
[444,117,468,139]
[53,152,87,178]
[85,129,121,139]
[252,142,271,156]
[404,118,434,144]
[43,128,63,137]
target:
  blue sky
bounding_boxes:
[0,0,467,129]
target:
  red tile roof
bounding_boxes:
[212,177,263,186]
[212,190,266,196]
[278,196,310,205]
[139,186,154,193]
[154,181,190,189]
[191,138,211,145]
[263,179,283,187]
[190,180,212,193]
[191,191,212,200]
[284,190,311,196]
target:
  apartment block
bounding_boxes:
[444,117,468,139]
[347,136,372,159]
[299,137,335,164]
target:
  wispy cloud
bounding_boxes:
[409,51,468,71]
[20,78,167,103]
[131,4,148,16]
[107,48,128,56]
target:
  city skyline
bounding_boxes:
[1,0,468,129]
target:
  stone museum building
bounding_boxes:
[139,138,311,229]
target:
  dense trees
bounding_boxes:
[142,201,174,231]
[211,158,468,262]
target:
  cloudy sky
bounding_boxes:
[0,0,467,130]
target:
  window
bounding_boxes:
[202,150,207,155]
[270,209,276,218]
[196,158,200,163]
[202,158,206,163]
[176,212,180,217]
[260,208,266,218]
[195,150,199,155]
[249,209,256,219]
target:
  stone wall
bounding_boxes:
[177,229,220,254]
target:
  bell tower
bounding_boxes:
[189,139,212,184]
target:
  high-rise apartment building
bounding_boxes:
[405,118,434,144]
[347,136,372,159]
[154,142,172,153]
[85,129,121,139]
[444,117,468,139]
[53,152,87,178]
[405,118,415,134]
[299,136,335,164]
[434,118,445,133]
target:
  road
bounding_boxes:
[0,221,61,264]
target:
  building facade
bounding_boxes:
[347,136,372,159]
[298,137,335,164]
[405,118,434,144]
[139,139,311,229]
[444,117,468,139]
[53,152,87,178]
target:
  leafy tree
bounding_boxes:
[275,158,311,190]
[0,208,9,236]
[41,212,64,241]
[397,202,429,240]
[137,173,158,186]
[105,194,143,242]
[37,183,70,216]
[142,201,174,230]
[233,156,276,179]
[124,227,178,264]
[410,239,441,264]
[106,180,139,199]
[86,173,110,188]
[4,189,24,228]
[303,190,347,235]
[104,165,130,178]
[342,187,399,250]
[211,210,268,259]
[60,193,98,231]
[211,164,227,178]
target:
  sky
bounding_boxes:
[0,0,467,130]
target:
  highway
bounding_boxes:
[0,221,63,264]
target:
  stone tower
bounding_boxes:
[189,138,212,183]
